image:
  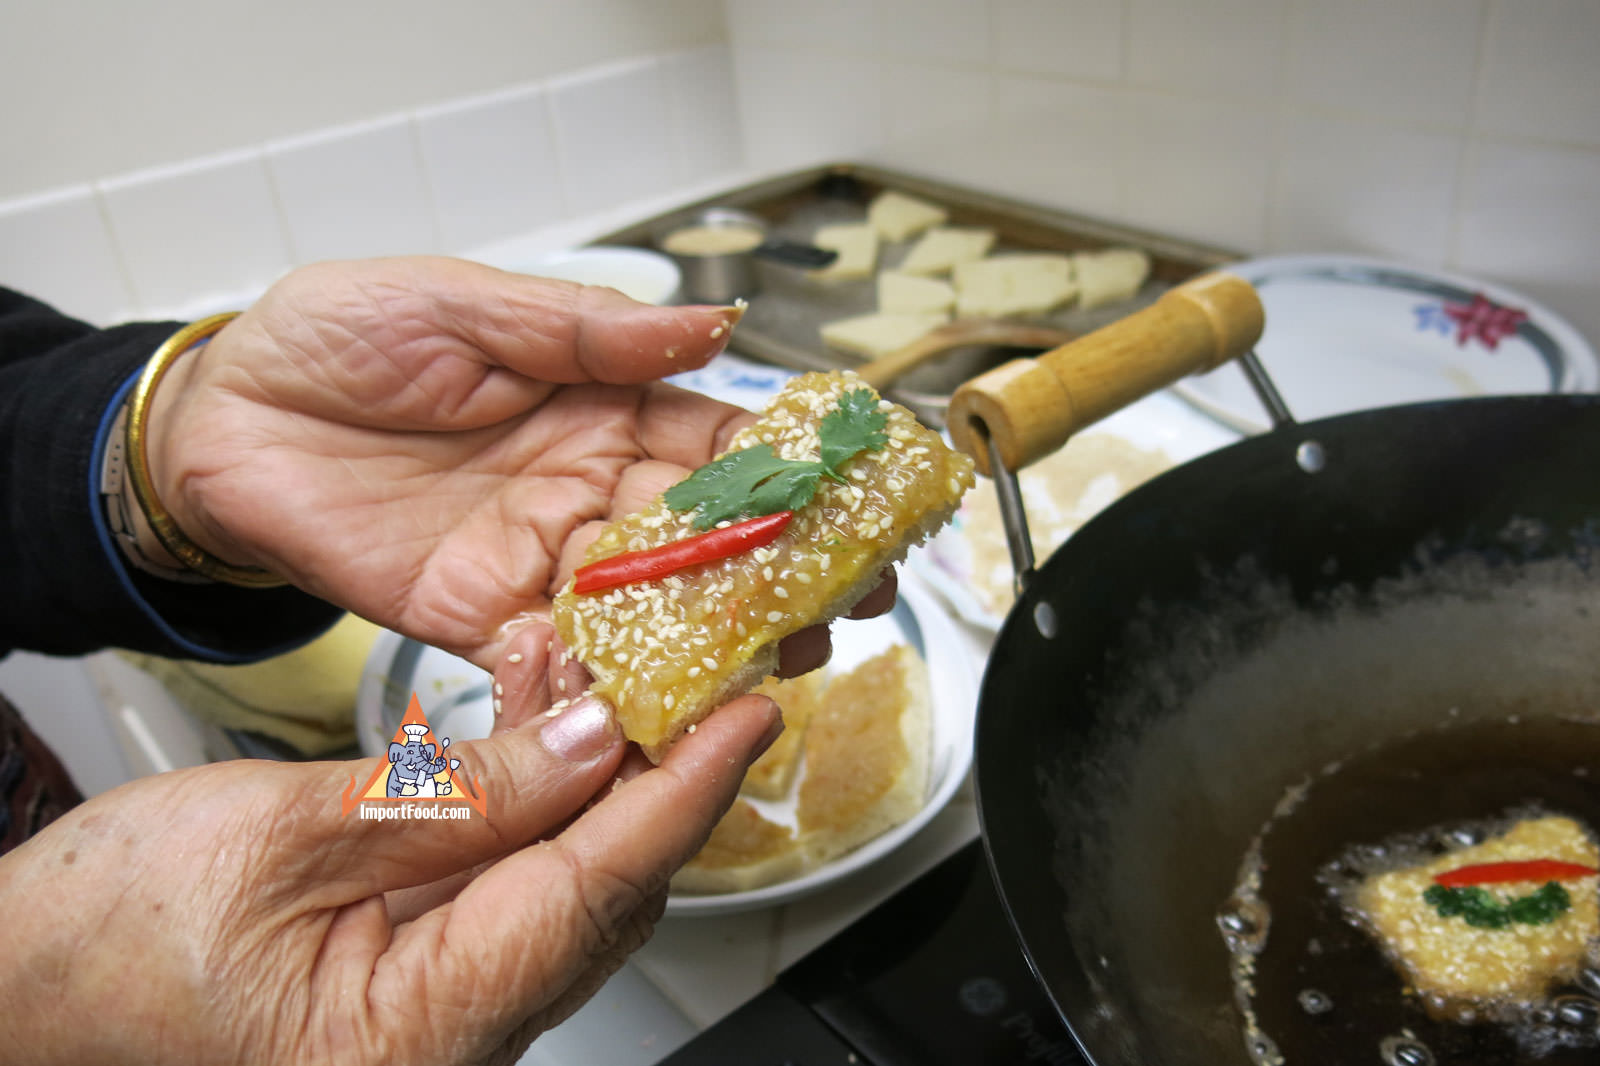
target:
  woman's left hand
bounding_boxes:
[140,256,761,672]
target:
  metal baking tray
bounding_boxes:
[594,163,1243,426]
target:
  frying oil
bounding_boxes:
[1223,714,1600,1063]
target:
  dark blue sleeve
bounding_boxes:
[0,288,342,660]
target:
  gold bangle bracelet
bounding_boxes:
[125,312,287,589]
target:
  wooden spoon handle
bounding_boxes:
[854,323,1075,390]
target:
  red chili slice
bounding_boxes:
[1434,859,1600,888]
[572,510,795,595]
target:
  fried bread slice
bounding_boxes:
[673,800,806,894]
[1354,815,1600,1019]
[553,371,973,761]
[797,643,932,864]
[741,671,823,801]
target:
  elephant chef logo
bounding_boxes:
[342,693,487,819]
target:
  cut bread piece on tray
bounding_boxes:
[820,310,950,358]
[809,223,879,281]
[899,226,996,276]
[877,270,955,315]
[741,671,823,801]
[552,371,975,762]
[867,190,948,242]
[1072,247,1151,309]
[797,643,932,864]
[954,253,1077,319]
[673,800,807,894]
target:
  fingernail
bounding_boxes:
[691,301,747,328]
[540,695,616,763]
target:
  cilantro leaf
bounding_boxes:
[663,445,810,529]
[745,462,826,517]
[820,389,889,474]
[1423,881,1571,928]
[664,388,892,529]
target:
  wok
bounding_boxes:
[946,276,1600,1065]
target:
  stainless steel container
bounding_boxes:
[656,206,769,304]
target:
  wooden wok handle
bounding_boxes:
[947,271,1264,476]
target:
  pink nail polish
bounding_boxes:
[540,696,616,763]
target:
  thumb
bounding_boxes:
[374,693,783,1046]
[295,687,629,907]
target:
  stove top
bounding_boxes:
[660,840,1085,1065]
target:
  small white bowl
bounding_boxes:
[518,246,682,305]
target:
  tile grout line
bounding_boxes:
[1446,0,1498,273]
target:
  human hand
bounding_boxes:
[0,625,778,1066]
[136,256,879,672]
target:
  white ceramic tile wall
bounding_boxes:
[0,44,746,324]
[731,46,885,173]
[724,0,1600,345]
[547,58,685,218]
[1456,138,1600,326]
[1476,0,1600,146]
[268,115,442,265]
[991,0,1125,81]
[414,85,567,253]
[1284,0,1483,127]
[1126,0,1287,99]
[877,0,990,66]
[99,149,292,313]
[0,186,135,324]
[662,46,745,186]
[1268,114,1464,264]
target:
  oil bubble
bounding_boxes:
[1217,895,1271,955]
[1297,988,1333,1015]
[1246,1032,1283,1066]
[1379,1034,1435,1066]
[1550,994,1600,1034]
[1576,966,1600,998]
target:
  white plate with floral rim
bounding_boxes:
[355,574,980,916]
[1173,254,1598,435]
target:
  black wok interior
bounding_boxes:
[974,394,1600,1064]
